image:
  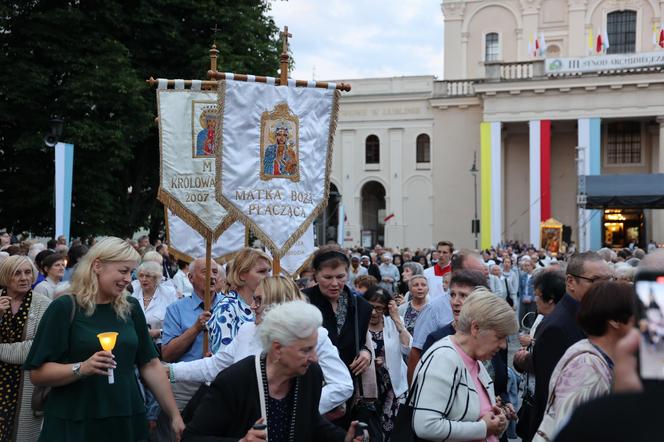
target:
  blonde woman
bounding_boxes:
[206,247,272,353]
[24,237,184,442]
[0,256,50,442]
[409,289,518,441]
[169,276,353,415]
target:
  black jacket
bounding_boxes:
[303,285,372,367]
[531,293,585,436]
[182,356,346,442]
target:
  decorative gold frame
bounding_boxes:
[541,218,563,256]
[259,102,300,182]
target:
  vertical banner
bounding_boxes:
[273,224,315,276]
[529,121,542,248]
[215,80,340,257]
[55,142,74,241]
[577,118,602,251]
[540,120,551,221]
[480,122,501,250]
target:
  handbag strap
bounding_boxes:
[352,294,366,398]
[255,354,268,439]
[544,350,593,412]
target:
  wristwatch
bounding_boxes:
[72,362,82,377]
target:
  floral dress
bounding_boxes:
[370,329,400,441]
[207,291,254,353]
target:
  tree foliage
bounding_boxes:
[0,0,281,239]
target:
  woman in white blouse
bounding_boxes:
[168,275,353,415]
[33,253,66,299]
[131,261,177,349]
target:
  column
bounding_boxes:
[340,130,358,246]
[529,120,552,248]
[480,121,502,249]
[577,118,602,251]
[386,128,404,247]
[652,117,664,243]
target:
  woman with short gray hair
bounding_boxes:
[408,290,518,441]
[378,253,400,295]
[183,301,365,442]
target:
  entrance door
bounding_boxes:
[603,209,645,248]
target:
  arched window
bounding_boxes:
[365,135,380,164]
[607,10,636,54]
[416,134,430,163]
[485,32,500,62]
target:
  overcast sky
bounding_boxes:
[269,0,444,81]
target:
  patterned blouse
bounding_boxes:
[207,291,254,353]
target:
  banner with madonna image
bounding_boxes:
[165,209,246,264]
[157,88,235,238]
[214,79,340,257]
[266,224,316,277]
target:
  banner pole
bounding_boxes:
[273,256,281,276]
[203,235,212,356]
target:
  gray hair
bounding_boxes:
[408,274,428,289]
[402,261,424,276]
[142,250,163,265]
[189,258,222,276]
[614,263,636,282]
[457,287,518,337]
[259,301,322,352]
[137,260,162,278]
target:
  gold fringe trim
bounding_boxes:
[163,207,241,264]
[213,81,341,259]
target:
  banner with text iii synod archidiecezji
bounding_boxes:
[214,80,340,257]
[157,89,235,238]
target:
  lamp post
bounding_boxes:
[45,117,74,243]
[470,151,479,250]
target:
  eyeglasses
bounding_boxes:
[570,273,614,284]
[369,304,385,314]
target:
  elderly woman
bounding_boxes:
[207,248,272,353]
[410,290,517,441]
[24,237,184,442]
[378,253,400,295]
[396,261,424,303]
[533,281,635,441]
[397,275,428,336]
[182,301,364,442]
[169,276,353,415]
[364,287,411,441]
[130,260,177,349]
[303,245,373,428]
[33,253,66,299]
[614,262,636,284]
[0,256,51,442]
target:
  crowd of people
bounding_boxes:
[0,227,662,441]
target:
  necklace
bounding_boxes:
[261,353,298,442]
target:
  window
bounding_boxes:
[416,134,430,163]
[607,122,641,165]
[607,10,636,54]
[485,32,500,61]
[365,135,380,164]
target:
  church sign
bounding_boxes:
[546,51,664,75]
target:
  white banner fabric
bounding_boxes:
[157,89,234,238]
[267,225,315,277]
[215,80,339,257]
[166,209,245,262]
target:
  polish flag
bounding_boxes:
[383,213,395,223]
[596,32,603,53]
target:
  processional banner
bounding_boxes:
[165,209,245,263]
[215,80,340,257]
[157,88,234,238]
[267,225,315,276]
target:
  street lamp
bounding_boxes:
[44,117,64,147]
[470,151,479,250]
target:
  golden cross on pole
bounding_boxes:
[211,24,221,44]
[209,24,221,74]
[279,26,292,84]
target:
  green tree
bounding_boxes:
[0,0,281,239]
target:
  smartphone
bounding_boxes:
[252,423,267,431]
[634,271,664,380]
[354,422,368,439]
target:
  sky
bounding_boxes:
[268,0,444,81]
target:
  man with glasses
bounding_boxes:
[527,251,613,440]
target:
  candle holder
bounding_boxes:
[97,332,118,384]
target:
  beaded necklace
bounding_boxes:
[260,353,299,442]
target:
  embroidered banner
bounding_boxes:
[215,80,339,257]
[157,89,235,238]
[165,209,245,263]
[267,224,315,276]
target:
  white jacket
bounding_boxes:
[381,316,411,397]
[171,323,353,414]
[411,335,495,441]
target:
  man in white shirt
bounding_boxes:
[422,241,454,302]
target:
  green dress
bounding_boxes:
[23,295,158,442]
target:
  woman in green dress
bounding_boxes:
[24,237,185,442]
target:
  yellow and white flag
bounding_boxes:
[215,79,339,257]
[157,87,235,238]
